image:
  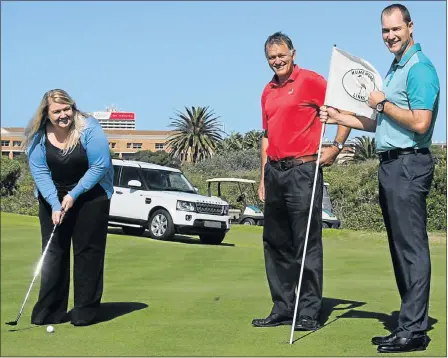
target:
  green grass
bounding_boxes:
[1,212,446,356]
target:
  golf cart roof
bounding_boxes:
[206,178,257,184]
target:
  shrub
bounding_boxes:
[133,150,180,168]
[184,149,260,176]
[427,159,447,231]
[1,156,38,216]
[323,160,384,231]
[185,155,446,232]
[0,157,21,196]
[323,158,446,232]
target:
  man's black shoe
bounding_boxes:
[294,315,321,331]
[71,318,95,327]
[371,330,401,345]
[252,313,293,327]
[71,313,97,327]
[377,335,429,353]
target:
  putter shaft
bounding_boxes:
[5,222,59,326]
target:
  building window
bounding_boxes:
[126,143,132,149]
[1,140,10,147]
[109,142,116,149]
[13,141,22,147]
[155,143,164,151]
[133,143,142,149]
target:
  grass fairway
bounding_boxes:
[1,212,446,356]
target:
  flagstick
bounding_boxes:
[289,122,326,345]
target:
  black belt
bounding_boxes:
[268,154,318,171]
[379,147,430,162]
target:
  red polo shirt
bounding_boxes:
[261,65,327,160]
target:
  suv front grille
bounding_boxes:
[196,203,223,215]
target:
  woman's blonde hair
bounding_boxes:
[23,89,88,155]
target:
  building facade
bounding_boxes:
[0,127,173,159]
[105,129,173,159]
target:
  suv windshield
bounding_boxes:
[141,168,196,193]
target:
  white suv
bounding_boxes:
[109,159,231,245]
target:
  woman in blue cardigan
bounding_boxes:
[24,89,114,327]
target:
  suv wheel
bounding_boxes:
[148,209,175,240]
[199,233,226,245]
[241,218,256,225]
[122,226,146,236]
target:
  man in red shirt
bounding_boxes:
[252,32,351,331]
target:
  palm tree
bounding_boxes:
[352,135,378,162]
[216,131,243,153]
[243,130,263,150]
[166,106,224,164]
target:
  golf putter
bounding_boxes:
[6,209,64,326]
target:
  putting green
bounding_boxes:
[1,212,446,356]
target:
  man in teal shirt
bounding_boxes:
[320,3,439,354]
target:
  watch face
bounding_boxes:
[333,142,343,150]
[377,103,384,112]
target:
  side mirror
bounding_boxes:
[194,187,199,193]
[128,180,142,188]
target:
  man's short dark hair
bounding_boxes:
[381,3,412,24]
[264,32,294,57]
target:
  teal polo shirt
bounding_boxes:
[376,43,440,152]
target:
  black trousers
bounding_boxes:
[31,185,110,324]
[262,161,323,319]
[378,152,434,338]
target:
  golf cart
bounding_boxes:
[322,182,340,229]
[206,178,340,229]
[206,178,264,226]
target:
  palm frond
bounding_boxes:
[352,136,378,162]
[166,106,224,163]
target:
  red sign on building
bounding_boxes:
[109,112,135,120]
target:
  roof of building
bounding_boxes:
[1,127,24,133]
[104,129,174,136]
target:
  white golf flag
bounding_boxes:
[324,46,383,119]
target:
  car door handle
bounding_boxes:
[116,191,123,194]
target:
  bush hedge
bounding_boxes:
[1,155,39,216]
[183,150,446,232]
[1,149,446,232]
[1,156,21,196]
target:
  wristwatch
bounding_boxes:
[376,99,389,113]
[332,140,344,151]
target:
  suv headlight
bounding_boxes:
[176,200,196,212]
[222,205,229,215]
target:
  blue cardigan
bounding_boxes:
[27,117,114,212]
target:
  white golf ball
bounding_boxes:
[46,325,54,333]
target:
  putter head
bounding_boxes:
[5,321,18,326]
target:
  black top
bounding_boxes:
[45,136,89,197]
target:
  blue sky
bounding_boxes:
[1,1,446,142]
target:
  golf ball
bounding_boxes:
[46,325,54,333]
